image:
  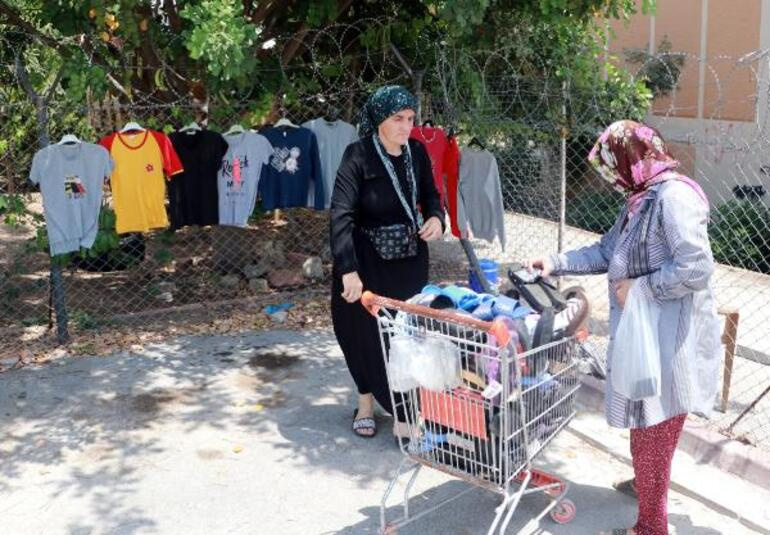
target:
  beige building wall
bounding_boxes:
[703,0,762,121]
[651,0,702,117]
[603,0,770,207]
[606,0,763,122]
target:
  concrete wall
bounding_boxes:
[604,0,770,206]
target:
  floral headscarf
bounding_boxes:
[358,85,418,138]
[588,120,708,215]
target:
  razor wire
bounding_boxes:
[1,25,770,450]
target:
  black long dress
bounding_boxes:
[330,136,444,421]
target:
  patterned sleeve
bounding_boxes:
[549,214,622,276]
[637,182,714,301]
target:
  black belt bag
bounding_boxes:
[362,223,418,260]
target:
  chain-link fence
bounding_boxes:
[2,30,769,451]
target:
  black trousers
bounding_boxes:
[331,239,429,423]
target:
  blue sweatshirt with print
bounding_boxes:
[259,126,324,210]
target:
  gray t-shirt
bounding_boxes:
[29,142,114,255]
[218,131,273,226]
[301,119,358,209]
[457,148,506,250]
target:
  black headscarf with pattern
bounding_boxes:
[358,85,418,138]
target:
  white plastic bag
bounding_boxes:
[611,280,662,400]
[409,336,461,391]
[388,335,420,392]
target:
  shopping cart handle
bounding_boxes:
[360,291,511,347]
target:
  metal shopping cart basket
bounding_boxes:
[361,291,580,534]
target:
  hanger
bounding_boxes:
[468,136,486,150]
[274,105,298,128]
[58,134,81,145]
[325,105,341,122]
[180,121,202,134]
[119,121,145,133]
[224,124,245,136]
[274,117,298,128]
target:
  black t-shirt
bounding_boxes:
[168,129,229,229]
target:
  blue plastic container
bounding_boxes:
[469,258,499,292]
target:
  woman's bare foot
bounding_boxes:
[393,421,410,438]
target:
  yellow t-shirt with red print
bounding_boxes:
[100,130,183,234]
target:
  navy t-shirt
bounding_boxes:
[259,126,324,210]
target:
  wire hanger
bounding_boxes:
[325,104,341,122]
[468,136,486,150]
[274,106,298,128]
[58,134,81,145]
[120,121,145,133]
[180,121,202,134]
[224,124,245,136]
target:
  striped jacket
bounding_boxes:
[552,180,722,429]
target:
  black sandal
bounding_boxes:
[352,408,377,438]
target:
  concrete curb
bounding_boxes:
[577,374,770,493]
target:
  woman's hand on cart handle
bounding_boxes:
[342,271,364,303]
[523,257,554,278]
[419,216,443,242]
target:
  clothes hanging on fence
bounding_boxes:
[409,126,460,232]
[301,118,358,209]
[456,147,506,250]
[29,142,113,255]
[218,130,273,227]
[168,129,229,229]
[99,130,183,234]
[259,125,324,210]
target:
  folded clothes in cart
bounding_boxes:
[411,283,588,351]
[420,284,490,311]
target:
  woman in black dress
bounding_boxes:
[330,85,444,439]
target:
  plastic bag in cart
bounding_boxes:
[388,335,420,392]
[610,280,661,400]
[410,336,462,392]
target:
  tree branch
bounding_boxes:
[0,0,69,55]
[279,0,355,66]
[163,0,182,31]
[45,65,65,101]
[77,34,132,98]
[250,1,280,25]
[390,43,413,77]
[14,52,40,103]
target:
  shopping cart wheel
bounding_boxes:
[550,498,576,524]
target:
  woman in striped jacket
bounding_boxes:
[527,120,722,535]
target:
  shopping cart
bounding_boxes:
[361,291,580,535]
